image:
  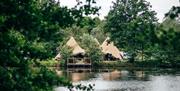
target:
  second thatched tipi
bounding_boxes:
[101,37,123,60]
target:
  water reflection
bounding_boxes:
[101,70,121,80]
[55,68,180,91]
[70,72,91,82]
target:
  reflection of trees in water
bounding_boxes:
[100,69,149,81]
[127,69,149,81]
[67,71,94,82]
[141,68,180,78]
[102,70,121,80]
[55,68,180,91]
[57,68,152,82]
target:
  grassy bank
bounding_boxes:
[38,59,180,68]
[93,60,180,68]
[93,61,133,68]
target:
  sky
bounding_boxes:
[60,0,180,22]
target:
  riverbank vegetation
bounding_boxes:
[104,0,180,66]
[0,0,180,91]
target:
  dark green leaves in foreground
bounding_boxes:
[0,0,99,90]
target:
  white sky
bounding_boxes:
[60,0,180,22]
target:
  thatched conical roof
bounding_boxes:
[55,53,61,60]
[101,37,110,48]
[101,37,123,60]
[101,37,111,53]
[66,36,78,48]
[72,45,85,55]
[109,43,122,59]
[66,36,85,55]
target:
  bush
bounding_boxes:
[80,34,103,63]
[93,61,133,68]
[59,45,72,67]
[39,59,58,67]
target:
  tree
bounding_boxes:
[80,34,103,62]
[105,0,158,62]
[165,6,180,20]
[154,7,180,66]
[91,19,107,44]
[0,0,99,90]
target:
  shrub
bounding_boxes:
[80,34,103,63]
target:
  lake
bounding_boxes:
[55,68,180,91]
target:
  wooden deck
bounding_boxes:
[67,57,91,68]
[66,68,92,72]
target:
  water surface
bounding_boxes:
[55,68,180,91]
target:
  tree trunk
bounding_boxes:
[141,43,144,61]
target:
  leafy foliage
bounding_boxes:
[59,45,72,67]
[80,34,103,62]
[165,6,180,19]
[105,0,158,62]
[155,24,180,66]
[0,0,99,90]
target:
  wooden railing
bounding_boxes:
[67,57,91,65]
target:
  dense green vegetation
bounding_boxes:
[105,0,158,62]
[105,0,180,67]
[0,0,99,90]
[0,0,180,90]
[165,6,180,19]
[80,34,103,62]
